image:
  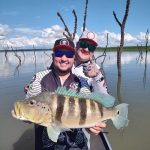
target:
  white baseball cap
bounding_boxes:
[79,31,98,46]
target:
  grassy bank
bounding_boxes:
[96,46,150,51]
[0,46,150,52]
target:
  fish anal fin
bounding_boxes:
[47,126,61,142]
[46,125,72,143]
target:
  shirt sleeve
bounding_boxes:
[92,68,108,95]
[78,76,91,95]
[26,70,50,98]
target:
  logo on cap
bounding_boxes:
[60,39,70,46]
[87,32,95,40]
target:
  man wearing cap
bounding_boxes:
[71,31,110,149]
[24,38,106,150]
[72,31,108,95]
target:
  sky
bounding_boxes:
[0,0,150,49]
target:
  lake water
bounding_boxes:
[0,50,150,150]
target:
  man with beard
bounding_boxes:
[73,31,108,94]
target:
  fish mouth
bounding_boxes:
[12,102,27,120]
[11,109,23,120]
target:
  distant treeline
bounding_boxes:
[97,46,150,51]
[0,46,150,52]
[0,48,51,52]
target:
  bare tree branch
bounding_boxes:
[95,33,109,63]
[57,12,72,39]
[113,11,121,27]
[113,0,131,76]
[63,32,71,40]
[122,0,130,26]
[145,28,149,47]
[83,0,88,32]
[136,44,143,63]
[72,9,77,40]
[11,46,21,64]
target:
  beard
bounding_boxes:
[54,65,71,76]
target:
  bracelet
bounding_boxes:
[96,77,104,83]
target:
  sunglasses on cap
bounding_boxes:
[79,41,96,52]
[54,50,75,58]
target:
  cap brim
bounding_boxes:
[53,45,75,51]
[79,38,98,46]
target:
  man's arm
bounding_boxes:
[83,62,108,94]
[25,70,50,98]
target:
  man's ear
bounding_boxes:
[89,53,94,61]
[52,53,54,60]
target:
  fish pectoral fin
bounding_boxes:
[47,126,61,143]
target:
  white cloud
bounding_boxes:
[0,24,11,36]
[95,30,149,47]
[96,31,121,47]
[0,24,149,50]
[14,27,41,35]
[136,32,150,42]
[41,25,63,38]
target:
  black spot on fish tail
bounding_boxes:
[78,98,87,125]
[55,95,65,122]
[69,97,75,116]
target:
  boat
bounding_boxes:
[90,132,112,150]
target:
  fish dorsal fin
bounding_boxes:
[88,93,116,107]
[55,86,115,107]
[55,86,79,97]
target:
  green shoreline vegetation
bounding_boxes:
[96,46,150,51]
[0,46,150,52]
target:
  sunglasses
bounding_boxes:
[79,41,96,52]
[54,50,75,58]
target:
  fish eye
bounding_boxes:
[29,99,36,105]
[117,111,119,115]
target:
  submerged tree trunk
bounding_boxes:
[113,0,130,77]
[143,29,149,87]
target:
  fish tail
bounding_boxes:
[111,103,129,129]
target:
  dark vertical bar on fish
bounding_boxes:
[68,97,75,115]
[78,98,87,125]
[55,95,65,122]
[97,103,103,117]
[90,100,96,113]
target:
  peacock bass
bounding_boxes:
[11,87,129,142]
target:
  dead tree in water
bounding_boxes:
[143,29,149,87]
[11,46,22,75]
[136,44,143,63]
[57,0,89,41]
[113,0,131,77]
[12,46,21,65]
[57,10,77,41]
[3,44,10,61]
[95,33,109,65]
[33,45,37,73]
[82,0,88,32]
[145,29,149,59]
